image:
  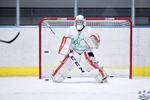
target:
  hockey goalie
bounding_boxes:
[52,15,108,83]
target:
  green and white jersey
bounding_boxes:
[65,26,93,54]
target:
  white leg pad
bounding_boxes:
[81,51,108,83]
[52,56,74,83]
[95,69,108,83]
[95,72,103,83]
[52,73,65,83]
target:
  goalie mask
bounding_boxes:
[75,15,86,31]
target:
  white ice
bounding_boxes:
[0,77,150,100]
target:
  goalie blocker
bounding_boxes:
[52,35,107,83]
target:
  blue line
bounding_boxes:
[0,26,150,28]
[133,26,150,28]
[0,26,38,28]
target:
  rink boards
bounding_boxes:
[0,26,150,77]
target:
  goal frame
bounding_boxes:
[39,17,132,79]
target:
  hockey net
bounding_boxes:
[39,18,132,79]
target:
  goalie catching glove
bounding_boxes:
[85,33,100,49]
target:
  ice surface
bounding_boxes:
[0,77,150,100]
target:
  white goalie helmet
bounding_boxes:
[75,15,86,31]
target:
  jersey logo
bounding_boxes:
[72,38,87,53]
[73,38,84,46]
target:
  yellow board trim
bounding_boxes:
[0,67,38,77]
[132,67,150,77]
[0,67,150,77]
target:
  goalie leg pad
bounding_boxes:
[52,55,74,83]
[52,73,65,83]
[95,69,108,83]
[83,51,108,82]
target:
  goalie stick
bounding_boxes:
[0,32,20,44]
[44,22,60,40]
[45,22,85,73]
[69,53,85,73]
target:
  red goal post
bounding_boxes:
[39,17,132,79]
